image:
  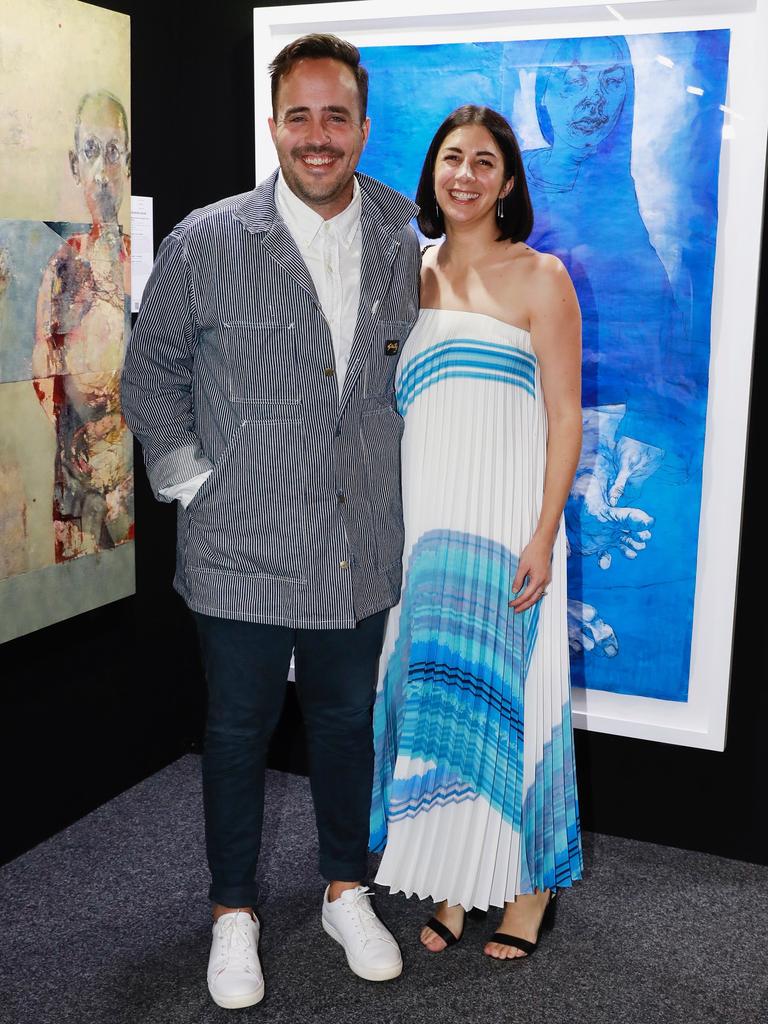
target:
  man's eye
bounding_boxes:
[105,143,121,164]
[287,115,307,124]
[83,138,100,160]
[563,70,587,88]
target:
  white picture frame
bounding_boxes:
[253,0,767,750]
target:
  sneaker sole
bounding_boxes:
[322,916,403,982]
[208,980,265,1009]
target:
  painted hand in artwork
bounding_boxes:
[565,406,663,570]
[567,600,618,657]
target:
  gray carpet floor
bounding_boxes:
[2,756,767,1024]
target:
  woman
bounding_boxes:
[370,105,583,960]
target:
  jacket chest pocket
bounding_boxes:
[221,321,298,405]
[364,321,411,400]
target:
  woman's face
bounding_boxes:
[433,124,511,228]
[542,38,627,152]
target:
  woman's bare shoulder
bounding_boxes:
[420,242,441,267]
[509,244,564,276]
[514,247,573,300]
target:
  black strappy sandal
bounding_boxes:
[487,891,557,959]
[422,906,485,951]
[423,914,463,949]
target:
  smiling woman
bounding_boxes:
[415,105,532,242]
[371,104,583,963]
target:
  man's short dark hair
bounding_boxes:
[269,34,369,120]
[416,105,533,242]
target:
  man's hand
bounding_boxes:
[567,600,618,657]
[566,408,662,570]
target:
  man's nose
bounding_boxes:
[588,81,606,106]
[306,115,331,146]
[92,154,109,184]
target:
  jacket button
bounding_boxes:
[337,491,345,504]
[339,560,349,570]
[323,367,335,377]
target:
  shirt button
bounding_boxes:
[323,367,335,377]
[337,491,345,504]
[339,560,349,570]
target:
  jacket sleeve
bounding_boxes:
[120,229,214,501]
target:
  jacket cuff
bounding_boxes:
[148,444,215,501]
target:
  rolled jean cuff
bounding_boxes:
[319,855,369,884]
[209,881,260,909]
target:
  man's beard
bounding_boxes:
[282,145,352,206]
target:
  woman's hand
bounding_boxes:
[509,534,554,613]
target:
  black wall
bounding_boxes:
[1,0,765,866]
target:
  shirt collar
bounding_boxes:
[276,171,360,249]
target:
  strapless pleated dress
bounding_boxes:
[370,308,582,911]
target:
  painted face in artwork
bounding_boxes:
[542,38,627,152]
[70,94,131,225]
[269,57,370,219]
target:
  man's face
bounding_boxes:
[269,57,370,219]
[543,39,627,153]
[70,95,131,225]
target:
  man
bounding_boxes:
[33,90,133,560]
[121,34,419,1010]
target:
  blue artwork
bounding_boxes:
[358,30,730,702]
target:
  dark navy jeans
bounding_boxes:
[192,609,387,909]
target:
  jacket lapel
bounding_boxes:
[233,171,320,309]
[260,217,320,308]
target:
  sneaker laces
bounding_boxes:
[341,887,395,946]
[214,913,259,975]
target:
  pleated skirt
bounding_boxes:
[370,308,582,911]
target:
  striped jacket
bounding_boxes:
[121,171,420,627]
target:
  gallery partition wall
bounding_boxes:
[0,0,765,866]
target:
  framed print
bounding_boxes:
[0,0,134,643]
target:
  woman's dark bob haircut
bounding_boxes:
[416,105,533,242]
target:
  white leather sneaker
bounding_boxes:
[207,911,265,1009]
[321,886,403,981]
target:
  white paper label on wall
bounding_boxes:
[130,195,154,313]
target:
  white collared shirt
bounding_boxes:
[275,170,362,394]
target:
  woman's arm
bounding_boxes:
[510,254,582,613]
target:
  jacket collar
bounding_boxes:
[232,169,418,236]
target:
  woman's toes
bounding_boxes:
[420,927,447,952]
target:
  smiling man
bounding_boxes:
[121,34,419,1010]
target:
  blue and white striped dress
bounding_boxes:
[371,308,582,911]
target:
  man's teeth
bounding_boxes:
[450,190,480,200]
[303,156,334,165]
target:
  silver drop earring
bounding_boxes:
[497,196,504,219]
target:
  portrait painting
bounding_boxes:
[0,0,133,643]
